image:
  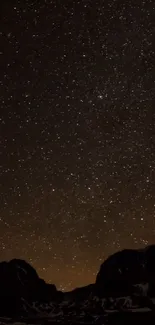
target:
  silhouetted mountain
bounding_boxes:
[96,245,155,297]
[64,284,95,302]
[0,258,62,317]
[1,246,155,323]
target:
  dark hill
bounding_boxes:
[1,245,155,322]
[0,258,62,316]
[96,245,155,297]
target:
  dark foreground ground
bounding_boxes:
[1,311,155,325]
[108,311,155,325]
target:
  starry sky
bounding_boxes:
[0,0,155,291]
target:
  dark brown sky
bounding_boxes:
[0,0,155,290]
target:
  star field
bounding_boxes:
[0,0,155,291]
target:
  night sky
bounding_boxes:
[0,0,155,291]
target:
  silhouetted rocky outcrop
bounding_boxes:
[0,258,62,316]
[96,245,155,297]
[1,245,155,322]
[65,284,95,302]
